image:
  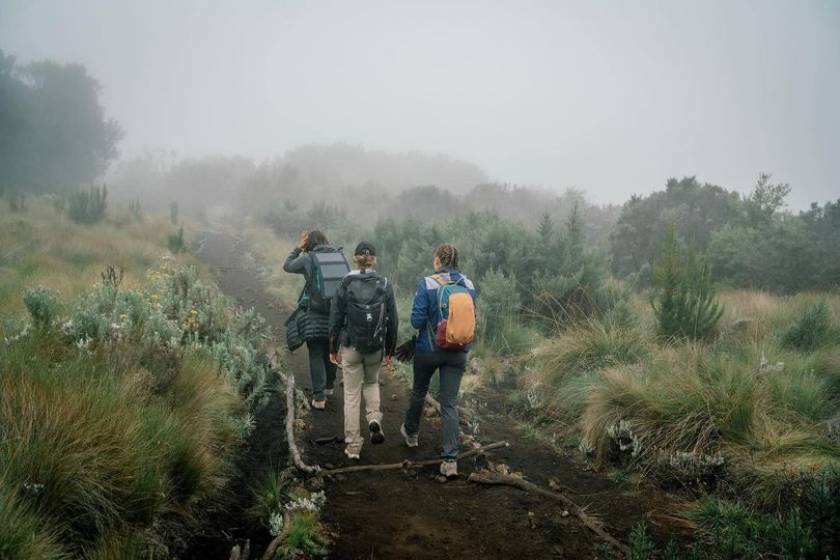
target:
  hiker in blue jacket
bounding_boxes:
[400,243,477,479]
[283,230,338,410]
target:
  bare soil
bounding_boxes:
[193,231,693,560]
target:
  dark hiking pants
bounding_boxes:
[403,350,467,459]
[307,339,336,401]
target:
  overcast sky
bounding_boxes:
[1,0,838,207]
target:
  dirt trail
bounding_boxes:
[195,231,690,560]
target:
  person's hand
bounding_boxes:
[329,352,339,365]
[297,230,310,251]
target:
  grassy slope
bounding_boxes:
[0,202,185,319]
[0,200,266,559]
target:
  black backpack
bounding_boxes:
[305,246,350,313]
[344,273,388,354]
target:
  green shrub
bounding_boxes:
[128,199,142,222]
[67,185,108,225]
[690,498,819,560]
[169,201,179,225]
[167,227,187,253]
[23,287,59,328]
[781,301,835,352]
[628,521,654,560]
[651,225,723,341]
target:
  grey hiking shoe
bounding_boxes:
[400,423,419,448]
[440,459,458,479]
[344,448,360,460]
[369,419,385,445]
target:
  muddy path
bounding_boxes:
[194,231,691,560]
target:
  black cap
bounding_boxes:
[354,241,376,257]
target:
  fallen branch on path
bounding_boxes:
[259,512,291,560]
[319,441,509,476]
[283,372,320,474]
[467,471,629,556]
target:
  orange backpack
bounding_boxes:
[429,274,476,350]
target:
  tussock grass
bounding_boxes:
[522,320,650,426]
[1,200,262,558]
[0,337,244,558]
[524,290,840,512]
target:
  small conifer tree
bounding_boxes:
[651,225,723,340]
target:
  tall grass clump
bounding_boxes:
[0,261,272,558]
[781,300,836,352]
[524,320,650,427]
[580,342,840,496]
[67,185,108,225]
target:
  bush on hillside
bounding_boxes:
[23,287,60,328]
[67,185,108,225]
[782,301,835,352]
[168,226,187,253]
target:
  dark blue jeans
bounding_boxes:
[404,350,467,459]
[307,339,336,401]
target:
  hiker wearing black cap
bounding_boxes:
[329,241,398,460]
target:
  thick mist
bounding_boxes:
[1,0,838,208]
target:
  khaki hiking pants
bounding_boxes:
[341,346,384,454]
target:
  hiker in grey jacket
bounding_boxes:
[283,230,337,409]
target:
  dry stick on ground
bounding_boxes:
[283,372,321,474]
[319,441,509,476]
[260,512,292,560]
[468,471,630,556]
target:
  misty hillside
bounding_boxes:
[2,2,839,560]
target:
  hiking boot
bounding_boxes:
[400,423,418,448]
[324,388,335,397]
[344,448,360,460]
[369,419,385,445]
[440,459,458,479]
[311,399,326,410]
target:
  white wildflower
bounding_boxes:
[269,511,284,536]
[285,491,327,513]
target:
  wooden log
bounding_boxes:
[283,373,321,474]
[319,441,509,476]
[467,471,630,556]
[261,512,291,560]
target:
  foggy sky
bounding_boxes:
[1,0,838,208]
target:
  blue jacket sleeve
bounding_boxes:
[410,278,428,330]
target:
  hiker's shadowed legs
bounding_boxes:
[307,340,335,401]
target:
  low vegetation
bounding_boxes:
[0,199,272,558]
